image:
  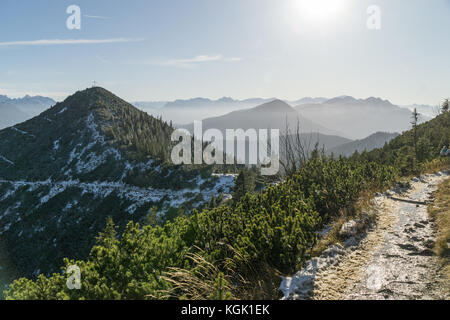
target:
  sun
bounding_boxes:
[291,0,348,25]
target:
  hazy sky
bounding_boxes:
[0,0,449,105]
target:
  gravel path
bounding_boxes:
[281,171,449,300]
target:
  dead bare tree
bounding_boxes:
[263,117,319,180]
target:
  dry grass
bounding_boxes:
[155,250,234,300]
[218,244,283,300]
[428,178,450,257]
[156,246,282,300]
[230,261,282,300]
[428,177,450,296]
[423,157,450,175]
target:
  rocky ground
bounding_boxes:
[280,170,449,300]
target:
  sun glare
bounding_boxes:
[291,0,347,25]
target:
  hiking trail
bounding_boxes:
[281,170,449,300]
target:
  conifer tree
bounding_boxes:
[232,169,255,203]
[411,108,420,161]
[442,98,449,113]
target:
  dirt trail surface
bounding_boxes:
[281,171,449,300]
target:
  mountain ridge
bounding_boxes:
[0,87,235,280]
[295,97,429,139]
[183,99,345,137]
[329,132,400,156]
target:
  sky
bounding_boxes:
[0,0,449,105]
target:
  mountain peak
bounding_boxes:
[251,99,295,113]
[365,96,393,106]
[0,87,235,280]
[73,86,115,100]
[56,86,130,115]
[0,86,177,183]
[325,96,357,104]
[218,96,235,103]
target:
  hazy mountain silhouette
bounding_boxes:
[329,132,400,156]
[184,99,344,137]
[295,96,428,139]
[0,94,55,129]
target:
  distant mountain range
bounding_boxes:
[182,99,345,137]
[290,97,328,105]
[181,96,421,140]
[0,95,55,129]
[133,97,275,125]
[0,87,234,280]
[295,96,430,139]
[132,96,329,125]
[400,104,440,119]
[0,94,433,137]
[180,99,399,163]
[133,95,434,139]
[132,101,167,110]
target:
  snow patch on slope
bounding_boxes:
[0,155,14,166]
[0,175,235,217]
[53,139,60,151]
[10,127,36,138]
[63,113,122,175]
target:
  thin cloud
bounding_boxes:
[84,15,111,19]
[0,38,143,47]
[224,57,243,62]
[160,54,241,68]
